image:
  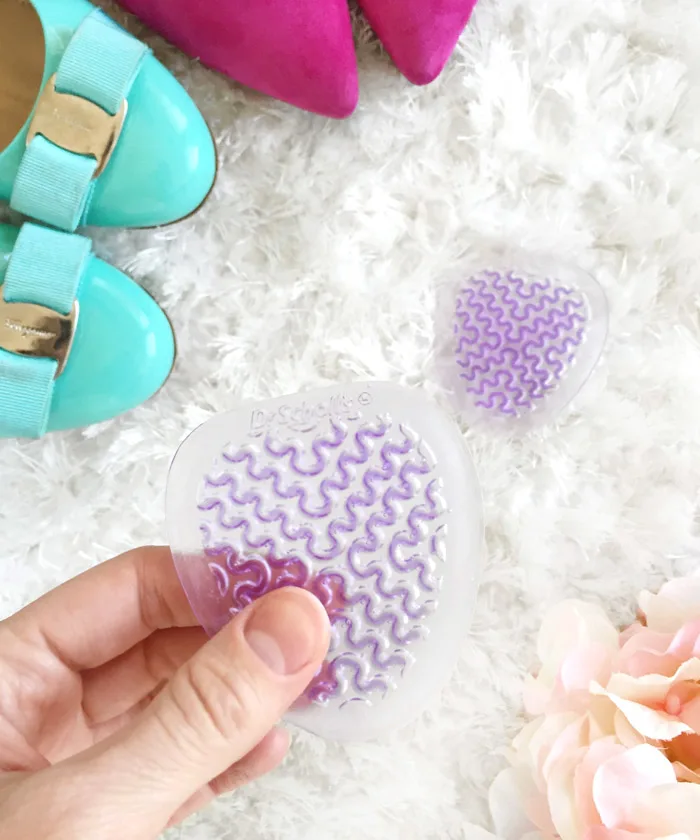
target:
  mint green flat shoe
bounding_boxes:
[0,0,216,231]
[0,223,175,438]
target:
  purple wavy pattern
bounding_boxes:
[198,418,445,706]
[453,270,589,417]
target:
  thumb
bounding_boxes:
[84,587,329,819]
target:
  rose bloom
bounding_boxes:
[467,575,700,840]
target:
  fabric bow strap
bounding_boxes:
[11,10,149,231]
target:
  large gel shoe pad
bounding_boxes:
[167,382,483,741]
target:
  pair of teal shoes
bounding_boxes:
[0,0,217,438]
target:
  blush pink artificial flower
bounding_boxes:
[476,574,700,840]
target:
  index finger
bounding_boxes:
[4,546,198,670]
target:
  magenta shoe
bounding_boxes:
[117,0,359,118]
[358,0,480,85]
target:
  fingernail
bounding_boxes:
[244,589,326,675]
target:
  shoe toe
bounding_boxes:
[89,56,217,228]
[49,256,175,430]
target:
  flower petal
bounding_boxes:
[605,659,700,704]
[640,577,700,633]
[574,739,626,828]
[631,782,700,836]
[672,658,700,681]
[525,674,555,716]
[589,696,619,741]
[537,601,619,678]
[618,627,680,678]
[560,644,615,693]
[667,733,700,772]
[513,713,581,782]
[619,620,700,679]
[605,674,668,706]
[592,744,676,829]
[668,618,700,659]
[670,686,700,731]
[591,683,692,740]
[673,760,700,783]
[546,749,586,840]
[613,709,646,748]
[489,767,539,840]
[619,621,646,646]
[585,831,687,840]
[543,717,588,782]
[512,716,546,759]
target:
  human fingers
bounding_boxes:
[53,587,329,835]
[166,728,290,827]
[81,626,207,727]
[4,547,196,671]
[0,731,289,840]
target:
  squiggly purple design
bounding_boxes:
[198,417,445,706]
[328,654,392,697]
[346,479,443,588]
[452,270,589,417]
[263,420,384,476]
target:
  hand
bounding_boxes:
[0,546,330,839]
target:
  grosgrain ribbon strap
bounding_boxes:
[0,224,91,439]
[10,10,149,231]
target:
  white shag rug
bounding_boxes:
[2,0,700,837]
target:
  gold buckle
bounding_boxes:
[26,74,127,178]
[0,296,79,379]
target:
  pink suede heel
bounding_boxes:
[358,0,479,85]
[118,0,359,118]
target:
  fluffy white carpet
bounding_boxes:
[2,0,700,837]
